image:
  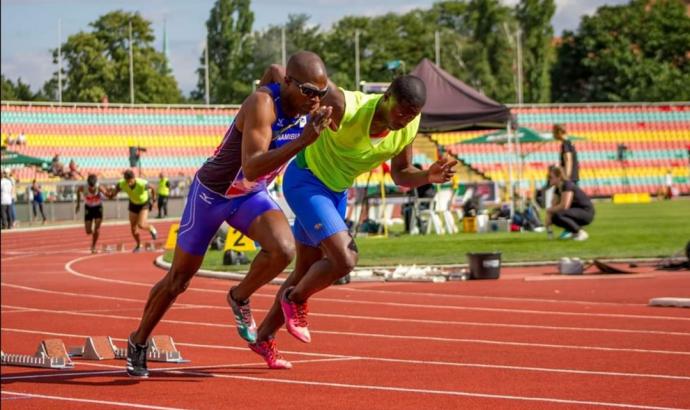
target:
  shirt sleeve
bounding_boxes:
[562,180,576,193]
[563,140,575,154]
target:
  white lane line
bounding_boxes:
[129,370,690,410]
[0,342,687,408]
[7,306,690,356]
[0,391,188,410]
[3,363,684,410]
[0,358,359,381]
[63,256,690,322]
[4,283,689,337]
[332,286,649,307]
[4,324,690,382]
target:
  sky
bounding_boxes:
[0,0,629,95]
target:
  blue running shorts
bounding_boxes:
[283,161,348,248]
[176,175,281,255]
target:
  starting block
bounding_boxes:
[69,336,117,360]
[69,335,188,363]
[1,339,74,369]
[116,243,127,252]
[144,241,164,251]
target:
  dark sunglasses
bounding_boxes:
[288,76,328,99]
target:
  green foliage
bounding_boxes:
[251,14,325,82]
[48,11,181,103]
[194,0,255,104]
[516,0,556,103]
[552,0,690,102]
[1,75,36,101]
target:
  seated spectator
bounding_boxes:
[545,166,594,241]
[51,154,64,177]
[5,133,16,147]
[66,159,83,180]
[16,132,27,146]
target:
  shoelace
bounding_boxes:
[293,302,309,327]
[263,340,280,361]
[239,303,253,325]
[132,343,147,367]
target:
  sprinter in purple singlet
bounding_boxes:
[124,51,333,378]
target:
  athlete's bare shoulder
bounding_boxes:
[235,88,277,132]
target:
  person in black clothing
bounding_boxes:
[402,163,435,233]
[554,124,579,184]
[545,166,594,241]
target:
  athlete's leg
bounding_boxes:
[131,245,204,344]
[255,240,322,342]
[128,211,141,248]
[131,177,226,344]
[84,218,93,235]
[136,208,157,239]
[288,231,357,304]
[92,218,102,251]
[231,210,294,302]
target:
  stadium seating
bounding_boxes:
[2,102,688,197]
[428,104,690,197]
[1,104,238,181]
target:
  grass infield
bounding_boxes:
[164,199,689,270]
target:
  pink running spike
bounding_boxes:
[280,286,311,343]
[248,339,292,369]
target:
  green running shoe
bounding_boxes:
[227,287,257,343]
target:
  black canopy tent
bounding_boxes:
[410,58,511,132]
[410,59,521,214]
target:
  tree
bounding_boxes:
[194,0,255,104]
[552,0,690,102]
[426,1,516,102]
[251,14,325,83]
[47,11,181,103]
[516,0,555,103]
[1,75,38,101]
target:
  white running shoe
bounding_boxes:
[574,230,589,241]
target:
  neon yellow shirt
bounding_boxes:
[304,89,420,192]
[118,178,149,205]
[157,177,170,196]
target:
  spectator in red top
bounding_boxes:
[67,159,84,180]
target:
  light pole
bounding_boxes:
[204,37,210,105]
[57,18,62,103]
[129,21,134,105]
[355,29,360,90]
[435,30,440,68]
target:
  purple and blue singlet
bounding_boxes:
[177,83,307,255]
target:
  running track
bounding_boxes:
[2,224,689,409]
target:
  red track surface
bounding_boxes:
[2,225,689,409]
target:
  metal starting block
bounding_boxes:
[144,241,164,251]
[1,339,74,369]
[69,336,118,360]
[69,335,188,363]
